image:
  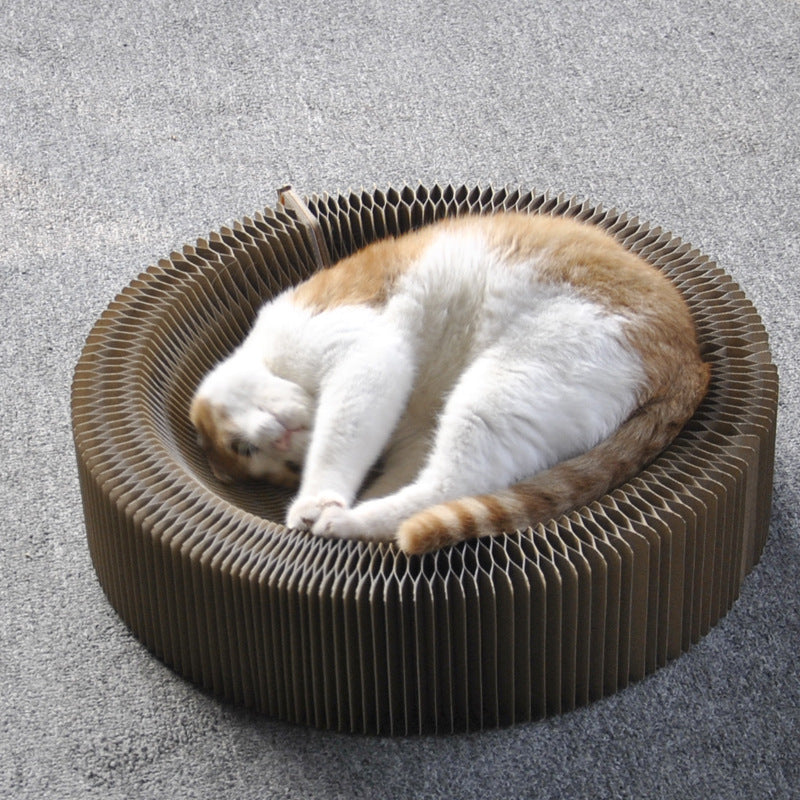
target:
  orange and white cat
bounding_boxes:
[191,213,709,554]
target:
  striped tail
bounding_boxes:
[396,360,711,555]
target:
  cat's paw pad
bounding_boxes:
[312,505,368,540]
[286,491,347,531]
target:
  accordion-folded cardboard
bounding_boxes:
[71,184,778,734]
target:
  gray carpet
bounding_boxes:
[2,0,799,797]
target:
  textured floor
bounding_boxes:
[2,1,799,798]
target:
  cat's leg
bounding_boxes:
[312,354,555,541]
[286,335,415,531]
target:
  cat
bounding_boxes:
[190,212,710,555]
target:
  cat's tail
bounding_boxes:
[396,360,711,555]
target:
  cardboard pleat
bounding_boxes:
[71,184,778,734]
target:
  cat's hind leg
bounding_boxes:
[313,332,642,546]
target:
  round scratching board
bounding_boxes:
[72,184,778,734]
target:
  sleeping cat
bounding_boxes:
[190,212,710,554]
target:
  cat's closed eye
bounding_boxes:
[230,439,259,458]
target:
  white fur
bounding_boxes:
[197,228,646,542]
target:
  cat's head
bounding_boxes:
[190,355,314,489]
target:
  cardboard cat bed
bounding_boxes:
[71,184,777,734]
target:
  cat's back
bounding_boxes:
[286,213,704,383]
[385,214,696,350]
[291,213,684,317]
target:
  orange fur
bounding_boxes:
[292,226,436,312]
[190,396,247,482]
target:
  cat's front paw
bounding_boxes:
[286,491,347,531]
[312,505,368,541]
